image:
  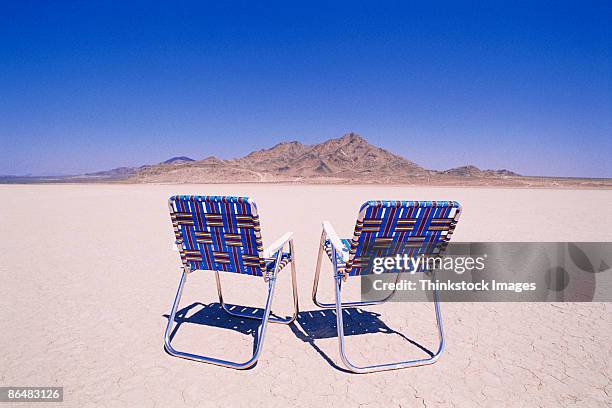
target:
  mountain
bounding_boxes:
[131,133,432,183]
[234,133,428,178]
[10,134,609,187]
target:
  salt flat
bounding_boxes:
[0,184,611,407]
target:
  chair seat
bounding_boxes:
[264,251,292,273]
[323,239,351,267]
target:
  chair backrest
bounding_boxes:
[344,200,462,276]
[169,195,266,276]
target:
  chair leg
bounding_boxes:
[333,270,446,373]
[215,240,299,324]
[164,268,278,369]
[312,230,399,309]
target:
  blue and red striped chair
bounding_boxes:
[164,195,298,369]
[312,200,462,373]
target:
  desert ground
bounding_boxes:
[1,184,611,407]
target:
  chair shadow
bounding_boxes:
[163,303,434,372]
[290,308,435,372]
[163,302,272,369]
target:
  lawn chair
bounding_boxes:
[312,200,461,373]
[164,195,298,369]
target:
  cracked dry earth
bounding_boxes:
[1,184,611,407]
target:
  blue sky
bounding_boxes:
[1,1,610,177]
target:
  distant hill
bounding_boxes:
[80,156,195,180]
[85,166,139,179]
[162,156,195,164]
[441,165,520,177]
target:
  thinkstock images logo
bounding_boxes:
[361,242,612,302]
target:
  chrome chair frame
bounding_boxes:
[164,199,299,369]
[314,217,447,374]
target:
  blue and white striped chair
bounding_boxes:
[312,200,462,373]
[164,195,298,369]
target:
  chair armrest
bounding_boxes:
[322,221,349,263]
[263,232,293,259]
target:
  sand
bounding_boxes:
[1,184,611,407]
